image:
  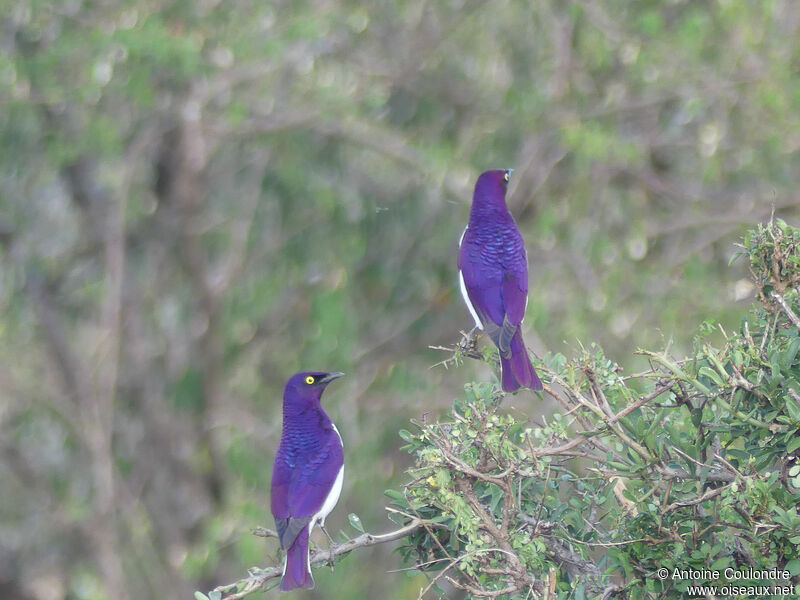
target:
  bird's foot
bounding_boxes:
[458,326,481,358]
[428,327,482,369]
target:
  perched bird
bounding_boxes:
[458,169,543,392]
[271,371,345,591]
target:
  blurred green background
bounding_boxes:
[1,1,799,598]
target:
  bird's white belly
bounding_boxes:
[312,465,343,528]
[311,423,344,529]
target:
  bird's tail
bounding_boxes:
[280,526,314,591]
[500,329,543,392]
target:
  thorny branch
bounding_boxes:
[771,290,800,333]
[420,312,791,598]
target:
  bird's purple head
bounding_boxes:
[471,169,513,213]
[283,371,344,410]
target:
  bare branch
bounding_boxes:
[210,519,433,600]
[664,485,727,513]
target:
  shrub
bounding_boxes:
[389,218,800,598]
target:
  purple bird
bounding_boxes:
[458,169,542,392]
[271,371,345,591]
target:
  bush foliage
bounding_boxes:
[388,218,800,598]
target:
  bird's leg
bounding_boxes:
[320,524,337,570]
[320,523,336,547]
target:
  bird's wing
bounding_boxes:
[460,233,530,355]
[274,515,312,552]
[500,235,528,326]
[497,314,517,357]
[458,240,505,328]
[271,456,304,550]
[494,260,527,356]
[271,429,344,550]
[286,432,344,516]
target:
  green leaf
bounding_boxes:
[384,489,405,501]
[574,582,586,600]
[208,592,221,600]
[708,558,728,574]
[698,366,724,387]
[348,513,365,533]
[194,593,210,600]
[786,397,800,422]
[784,337,800,365]
[786,559,800,576]
[786,435,800,453]
[728,250,746,266]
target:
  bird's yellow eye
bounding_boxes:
[305,376,315,385]
[503,171,510,182]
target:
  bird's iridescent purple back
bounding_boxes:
[458,169,542,392]
[460,169,528,327]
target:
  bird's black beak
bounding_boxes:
[319,372,345,384]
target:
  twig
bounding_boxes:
[663,485,727,513]
[770,291,800,332]
[416,548,519,600]
[210,519,433,600]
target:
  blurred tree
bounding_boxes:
[0,0,798,599]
